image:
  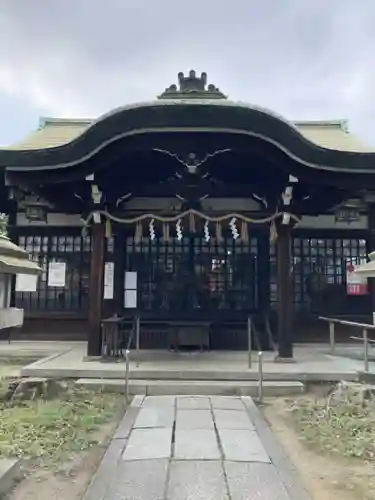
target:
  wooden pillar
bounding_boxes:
[277,224,294,358]
[367,204,375,321]
[87,223,105,356]
[113,224,125,313]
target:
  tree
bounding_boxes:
[0,213,8,237]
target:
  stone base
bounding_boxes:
[273,356,297,364]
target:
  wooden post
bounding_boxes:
[367,204,375,319]
[87,223,105,356]
[277,224,293,359]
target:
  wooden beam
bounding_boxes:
[87,223,105,356]
[276,224,293,359]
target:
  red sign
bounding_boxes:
[346,263,368,295]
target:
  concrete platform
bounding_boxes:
[19,343,366,384]
[83,395,311,500]
[75,378,305,397]
[0,340,75,359]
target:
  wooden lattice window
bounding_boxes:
[15,234,92,312]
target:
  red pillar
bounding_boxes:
[87,223,105,356]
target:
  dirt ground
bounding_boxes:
[6,420,119,500]
[264,396,375,500]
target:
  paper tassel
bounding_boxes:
[269,220,278,243]
[215,221,223,242]
[105,218,112,239]
[189,211,196,232]
[163,222,170,242]
[134,222,143,243]
[241,220,249,242]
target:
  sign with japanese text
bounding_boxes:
[346,262,368,295]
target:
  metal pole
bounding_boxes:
[125,349,130,403]
[363,328,369,373]
[136,315,140,354]
[329,321,335,355]
[258,351,264,402]
[247,316,252,368]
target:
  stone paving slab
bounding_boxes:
[176,409,214,429]
[241,396,311,500]
[210,396,245,410]
[142,395,176,407]
[176,396,211,409]
[106,459,169,500]
[112,406,139,439]
[218,429,271,462]
[89,394,311,500]
[174,429,221,460]
[213,408,255,430]
[225,461,291,500]
[84,438,127,500]
[122,427,172,461]
[134,406,175,428]
[167,461,229,500]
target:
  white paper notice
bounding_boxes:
[103,262,115,299]
[124,271,137,290]
[124,290,137,308]
[15,274,38,292]
[48,262,66,287]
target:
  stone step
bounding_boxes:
[75,378,304,397]
[22,364,356,382]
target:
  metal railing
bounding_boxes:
[247,316,262,367]
[247,316,265,401]
[319,316,375,372]
[124,314,140,403]
[258,351,264,402]
[264,313,277,353]
[247,316,252,368]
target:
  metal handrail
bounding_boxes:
[258,351,264,402]
[264,313,277,352]
[247,316,252,368]
[125,314,140,351]
[252,319,262,351]
[349,333,375,373]
[247,316,262,368]
[319,316,375,372]
[124,313,140,403]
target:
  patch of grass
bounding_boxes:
[0,357,41,366]
[288,397,375,462]
[0,385,126,467]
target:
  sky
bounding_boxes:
[0,0,375,146]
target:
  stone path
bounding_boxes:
[84,395,311,500]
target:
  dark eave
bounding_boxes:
[1,100,375,174]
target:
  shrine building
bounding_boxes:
[1,70,375,359]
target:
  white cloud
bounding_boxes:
[0,0,375,142]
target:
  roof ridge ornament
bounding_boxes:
[158,70,227,100]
